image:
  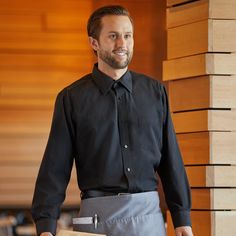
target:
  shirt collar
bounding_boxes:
[92,64,132,95]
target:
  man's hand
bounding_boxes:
[175,226,193,236]
[40,233,53,236]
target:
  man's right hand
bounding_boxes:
[40,233,53,236]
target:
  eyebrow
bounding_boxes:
[108,31,133,34]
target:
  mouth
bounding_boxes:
[113,50,127,57]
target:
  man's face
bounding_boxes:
[91,15,134,70]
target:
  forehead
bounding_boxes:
[100,15,133,33]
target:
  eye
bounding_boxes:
[124,34,132,39]
[109,34,117,40]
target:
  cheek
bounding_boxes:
[127,41,134,50]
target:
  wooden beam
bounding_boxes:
[210,0,236,19]
[167,0,236,28]
[169,75,236,112]
[186,166,236,187]
[163,53,236,81]
[191,188,236,210]
[167,0,193,7]
[167,19,208,59]
[172,110,236,133]
[167,0,209,28]
[177,132,236,165]
[167,19,236,59]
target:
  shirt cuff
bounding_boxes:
[170,210,192,228]
[35,218,57,236]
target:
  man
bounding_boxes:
[32,5,193,236]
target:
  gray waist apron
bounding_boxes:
[73,191,166,236]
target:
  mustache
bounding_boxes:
[112,48,128,53]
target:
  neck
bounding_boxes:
[98,61,127,80]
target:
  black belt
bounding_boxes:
[81,190,131,200]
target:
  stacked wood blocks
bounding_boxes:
[164,0,236,235]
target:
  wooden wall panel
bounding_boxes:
[0,0,93,208]
[0,14,42,31]
[0,164,79,207]
[0,32,90,51]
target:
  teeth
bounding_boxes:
[115,52,126,56]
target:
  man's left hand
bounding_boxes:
[175,226,193,236]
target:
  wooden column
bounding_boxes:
[163,0,236,235]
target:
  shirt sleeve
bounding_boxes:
[31,88,75,235]
[157,84,192,228]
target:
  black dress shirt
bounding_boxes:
[32,64,191,235]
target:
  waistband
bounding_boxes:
[80,190,132,200]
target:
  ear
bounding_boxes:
[89,37,99,52]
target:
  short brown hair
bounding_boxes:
[87,5,133,40]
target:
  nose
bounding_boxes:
[116,36,126,48]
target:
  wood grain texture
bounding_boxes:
[167,0,236,28]
[0,165,79,207]
[58,230,106,236]
[167,0,193,7]
[167,19,236,59]
[178,132,236,165]
[167,210,236,236]
[172,109,236,133]
[186,166,236,187]
[191,188,236,210]
[167,19,208,59]
[163,53,236,80]
[169,75,236,112]
[167,0,208,28]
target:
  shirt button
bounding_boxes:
[124,145,128,149]
[127,168,131,172]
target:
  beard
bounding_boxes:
[98,48,133,69]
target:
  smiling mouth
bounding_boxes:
[113,49,127,56]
